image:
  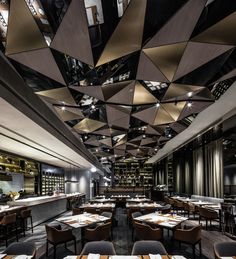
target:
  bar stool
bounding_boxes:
[0,213,18,247]
[18,209,33,236]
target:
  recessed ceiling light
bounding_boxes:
[156,103,160,107]
[91,167,96,172]
[61,106,65,111]
[84,135,88,139]
[187,102,192,107]
[91,104,95,109]
[187,92,193,97]
[155,148,158,151]
[168,134,172,138]
[143,135,146,138]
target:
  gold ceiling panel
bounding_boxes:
[84,136,100,147]
[54,106,84,121]
[132,106,158,125]
[51,0,94,66]
[173,42,234,81]
[96,0,147,66]
[102,81,133,101]
[162,83,204,101]
[70,85,105,101]
[36,87,76,105]
[145,125,161,136]
[143,42,187,82]
[6,0,47,55]
[193,11,236,45]
[133,81,157,105]
[99,138,113,148]
[74,118,106,133]
[153,106,176,125]
[144,0,206,48]
[161,102,186,121]
[136,51,169,82]
[9,48,66,85]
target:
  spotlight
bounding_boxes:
[187,92,193,97]
[187,101,192,107]
[91,104,95,109]
[155,148,158,151]
[143,134,146,138]
[61,106,65,111]
[156,103,160,107]
[90,167,96,172]
[84,135,88,139]
[168,134,172,138]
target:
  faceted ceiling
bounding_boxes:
[1,0,236,165]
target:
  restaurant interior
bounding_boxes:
[1,0,236,258]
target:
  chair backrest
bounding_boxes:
[80,241,116,255]
[160,204,171,213]
[214,241,236,258]
[45,224,62,243]
[4,242,36,258]
[198,207,218,218]
[127,207,141,219]
[1,213,16,225]
[132,212,142,219]
[84,207,98,214]
[100,211,112,219]
[143,207,156,214]
[72,207,83,215]
[85,222,112,241]
[131,240,167,255]
[134,222,162,241]
[20,209,31,218]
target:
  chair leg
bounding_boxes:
[31,216,33,233]
[46,241,49,256]
[199,241,202,257]
[192,244,196,259]
[65,242,67,249]
[179,241,181,249]
[23,219,25,237]
[15,222,18,242]
[206,220,208,230]
[53,244,56,259]
[74,239,77,254]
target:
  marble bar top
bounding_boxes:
[7,193,84,206]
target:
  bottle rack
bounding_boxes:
[41,171,65,195]
[114,162,153,187]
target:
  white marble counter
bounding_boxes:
[7,193,84,206]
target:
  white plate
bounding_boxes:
[0,254,6,259]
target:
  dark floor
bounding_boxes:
[0,208,233,259]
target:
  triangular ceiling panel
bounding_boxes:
[192,11,236,45]
[8,48,66,85]
[74,118,106,133]
[213,68,236,83]
[36,87,76,105]
[54,106,84,121]
[107,81,135,105]
[84,136,100,147]
[99,138,113,148]
[136,51,169,82]
[143,42,187,82]
[5,0,47,55]
[102,81,134,101]
[140,137,157,146]
[144,0,206,48]
[173,42,234,81]
[145,125,161,136]
[133,81,158,105]
[96,0,147,66]
[162,83,205,101]
[51,0,94,66]
[161,102,186,122]
[69,85,104,101]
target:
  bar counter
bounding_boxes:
[7,193,85,226]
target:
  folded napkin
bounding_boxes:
[14,256,33,259]
[149,254,162,259]
[63,256,77,259]
[220,257,234,259]
[87,253,100,259]
[172,256,187,259]
[0,254,7,259]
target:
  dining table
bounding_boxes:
[79,203,115,210]
[56,212,110,229]
[63,255,186,259]
[126,202,163,209]
[134,212,188,230]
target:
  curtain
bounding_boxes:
[184,160,191,194]
[204,138,223,198]
[193,147,204,195]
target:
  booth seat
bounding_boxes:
[191,195,224,204]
